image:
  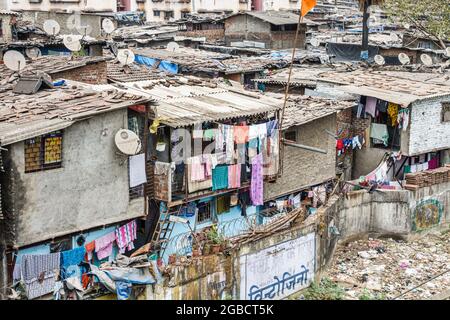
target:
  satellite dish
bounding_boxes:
[166,42,180,52]
[420,54,433,66]
[445,47,450,58]
[102,18,116,34]
[310,38,320,47]
[25,47,42,59]
[76,24,93,37]
[398,53,410,65]
[43,19,61,36]
[63,35,82,52]
[115,129,142,155]
[374,55,385,66]
[3,50,26,72]
[390,33,399,42]
[117,49,135,66]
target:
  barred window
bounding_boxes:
[197,201,212,224]
[24,131,63,173]
[442,103,450,123]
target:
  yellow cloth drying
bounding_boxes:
[387,103,399,127]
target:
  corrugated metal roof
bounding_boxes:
[317,69,450,106]
[86,81,282,127]
[0,85,151,145]
[233,11,301,26]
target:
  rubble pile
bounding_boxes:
[327,231,450,300]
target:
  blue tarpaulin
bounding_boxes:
[135,54,179,74]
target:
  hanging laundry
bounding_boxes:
[248,124,259,141]
[239,190,251,216]
[188,156,206,181]
[235,143,246,165]
[251,153,264,206]
[404,165,411,174]
[370,123,389,146]
[129,153,147,188]
[115,220,137,254]
[387,103,399,126]
[20,253,61,300]
[365,97,377,117]
[397,108,410,131]
[224,125,234,163]
[352,136,362,149]
[192,123,203,139]
[215,124,225,152]
[266,119,278,137]
[376,99,388,113]
[228,164,242,189]
[203,128,216,141]
[357,103,364,118]
[233,125,249,144]
[336,139,345,156]
[95,231,116,260]
[428,157,439,170]
[212,165,229,191]
[61,247,86,279]
[201,154,213,177]
[84,241,95,262]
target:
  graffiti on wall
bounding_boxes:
[412,199,444,231]
[239,232,316,300]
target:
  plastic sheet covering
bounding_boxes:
[327,42,379,62]
[102,267,156,285]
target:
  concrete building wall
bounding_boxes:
[20,11,114,38]
[9,0,117,12]
[224,14,272,48]
[260,0,300,11]
[0,0,7,10]
[408,96,450,156]
[0,14,13,42]
[335,181,450,242]
[8,109,145,247]
[264,114,336,200]
[142,0,249,22]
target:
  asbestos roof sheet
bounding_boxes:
[86,80,282,127]
[235,11,301,26]
[0,85,151,145]
[266,94,355,129]
[316,69,450,106]
[107,60,172,83]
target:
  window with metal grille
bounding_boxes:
[284,130,297,143]
[197,201,212,224]
[442,102,450,123]
[24,131,63,173]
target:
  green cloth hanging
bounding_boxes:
[212,165,228,191]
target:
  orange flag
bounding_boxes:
[301,0,317,17]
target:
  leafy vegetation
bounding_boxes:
[302,278,345,300]
[358,289,387,300]
[383,0,450,49]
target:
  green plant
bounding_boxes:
[359,289,387,300]
[207,225,225,245]
[303,278,345,300]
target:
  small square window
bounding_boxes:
[153,10,161,17]
[24,131,63,173]
[284,130,297,143]
[197,201,212,224]
[441,102,450,123]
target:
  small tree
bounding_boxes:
[383,0,450,49]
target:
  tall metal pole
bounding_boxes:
[361,0,371,61]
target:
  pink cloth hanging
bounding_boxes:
[115,220,137,254]
[228,164,241,189]
[95,232,116,260]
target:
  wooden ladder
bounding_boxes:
[151,205,182,257]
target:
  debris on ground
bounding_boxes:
[325,230,450,300]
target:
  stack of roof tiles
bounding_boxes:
[404,165,450,190]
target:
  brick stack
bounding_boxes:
[404,165,450,190]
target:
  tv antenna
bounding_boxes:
[166,42,180,52]
[117,49,135,66]
[3,50,27,72]
[398,53,410,65]
[25,47,42,59]
[102,18,116,34]
[63,35,82,52]
[374,55,385,66]
[43,19,61,36]
[420,54,433,66]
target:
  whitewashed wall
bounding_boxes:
[239,232,316,300]
[408,96,450,156]
[9,0,117,12]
